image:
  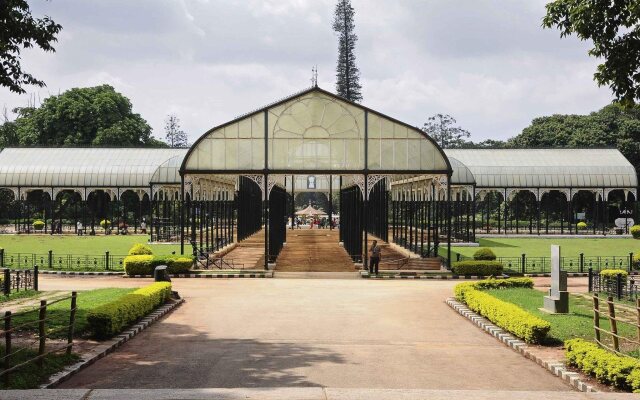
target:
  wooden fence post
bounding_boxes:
[33,265,38,291]
[3,269,9,296]
[67,291,77,355]
[607,296,619,352]
[37,300,46,367]
[593,293,600,343]
[637,298,640,343]
[4,311,11,387]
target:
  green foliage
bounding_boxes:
[0,0,62,94]
[124,255,193,275]
[508,103,640,179]
[422,113,471,149]
[631,225,640,239]
[333,0,362,102]
[100,219,111,228]
[1,85,166,147]
[600,268,629,283]
[32,219,44,230]
[473,247,496,260]
[455,281,550,344]
[565,338,640,392]
[128,243,153,256]
[0,346,78,389]
[451,260,503,276]
[634,253,640,269]
[86,282,171,339]
[543,1,640,106]
[577,221,588,230]
[454,278,534,301]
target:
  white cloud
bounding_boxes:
[0,0,614,143]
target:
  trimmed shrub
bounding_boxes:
[599,268,628,284]
[451,260,503,276]
[100,219,111,228]
[577,221,587,230]
[565,338,640,392]
[128,243,153,256]
[32,220,45,230]
[473,248,496,261]
[634,253,640,270]
[455,278,548,344]
[124,255,194,275]
[631,225,640,239]
[86,282,172,339]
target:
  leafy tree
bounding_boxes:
[421,114,471,148]
[509,103,640,173]
[333,0,362,102]
[543,0,640,105]
[164,114,188,148]
[458,139,507,149]
[1,0,62,94]
[0,85,166,147]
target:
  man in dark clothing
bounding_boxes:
[369,240,381,275]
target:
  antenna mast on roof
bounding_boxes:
[311,65,318,87]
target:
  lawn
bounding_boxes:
[0,289,40,303]
[0,234,181,256]
[448,237,640,259]
[0,346,78,389]
[487,288,637,349]
[12,287,137,337]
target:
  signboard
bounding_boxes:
[307,176,316,189]
[576,212,586,221]
[615,218,634,228]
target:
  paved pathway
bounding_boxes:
[41,276,575,391]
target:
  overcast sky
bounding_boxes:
[1,0,614,143]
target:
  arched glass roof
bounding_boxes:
[182,87,451,174]
[448,157,476,185]
[0,148,187,188]
[444,148,638,188]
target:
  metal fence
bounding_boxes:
[0,249,126,271]
[589,270,640,302]
[457,253,636,274]
[2,267,38,295]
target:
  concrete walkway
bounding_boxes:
[1,388,636,400]
[38,276,575,391]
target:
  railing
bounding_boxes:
[2,267,38,295]
[456,253,636,274]
[592,294,640,357]
[0,249,126,271]
[1,292,78,387]
[589,270,640,302]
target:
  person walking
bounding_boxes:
[369,240,381,275]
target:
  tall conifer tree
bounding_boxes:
[333,0,362,102]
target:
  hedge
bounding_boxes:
[128,243,153,256]
[599,269,628,283]
[455,278,550,344]
[473,248,496,261]
[634,253,640,269]
[32,220,45,230]
[100,219,111,228]
[631,225,640,239]
[124,255,193,275]
[577,221,587,230]
[86,282,172,339]
[566,338,640,392]
[451,260,503,276]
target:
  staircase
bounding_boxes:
[367,237,443,271]
[196,230,265,270]
[275,229,355,272]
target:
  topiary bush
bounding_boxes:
[451,260,503,276]
[32,220,45,230]
[86,282,172,339]
[124,255,194,275]
[599,268,628,284]
[128,243,153,256]
[473,248,496,260]
[577,221,587,230]
[631,225,640,239]
[566,338,640,392]
[100,219,111,229]
[455,280,550,344]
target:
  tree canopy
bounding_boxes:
[1,0,62,94]
[509,103,640,173]
[543,0,640,105]
[333,0,362,102]
[421,114,471,149]
[164,114,188,148]
[0,85,166,147]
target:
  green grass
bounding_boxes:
[487,288,637,347]
[448,237,640,259]
[12,287,137,337]
[0,235,181,256]
[0,289,40,303]
[0,346,79,389]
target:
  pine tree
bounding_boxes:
[164,114,188,148]
[333,0,362,102]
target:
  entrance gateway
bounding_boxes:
[179,86,455,270]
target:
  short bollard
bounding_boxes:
[154,265,170,282]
